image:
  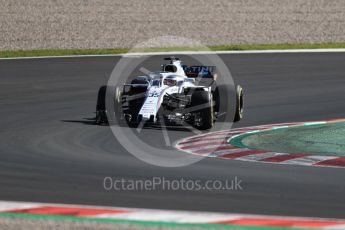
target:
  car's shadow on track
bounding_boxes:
[61,117,99,126]
[136,125,196,132]
[61,117,198,132]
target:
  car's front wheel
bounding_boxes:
[96,85,108,125]
[191,90,214,130]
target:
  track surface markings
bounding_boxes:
[175,119,345,168]
[1,201,345,229]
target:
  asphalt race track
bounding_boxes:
[1,53,345,219]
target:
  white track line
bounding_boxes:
[283,156,339,166]
[236,152,287,161]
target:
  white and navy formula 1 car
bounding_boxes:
[96,57,243,130]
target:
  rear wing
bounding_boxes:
[183,66,216,79]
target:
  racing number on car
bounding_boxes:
[149,92,160,97]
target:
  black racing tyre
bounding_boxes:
[114,86,122,109]
[234,85,244,122]
[113,86,126,126]
[96,85,108,125]
[127,120,139,128]
[124,80,147,127]
[95,110,107,125]
[212,85,220,114]
[191,90,214,130]
[96,85,106,111]
[113,86,139,128]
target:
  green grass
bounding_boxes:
[1,43,345,58]
[230,121,345,156]
[210,43,345,51]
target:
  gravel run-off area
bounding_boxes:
[1,0,345,50]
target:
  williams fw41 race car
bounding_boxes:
[96,57,244,130]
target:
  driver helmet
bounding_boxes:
[164,76,177,86]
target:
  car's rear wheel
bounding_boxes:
[234,85,244,122]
